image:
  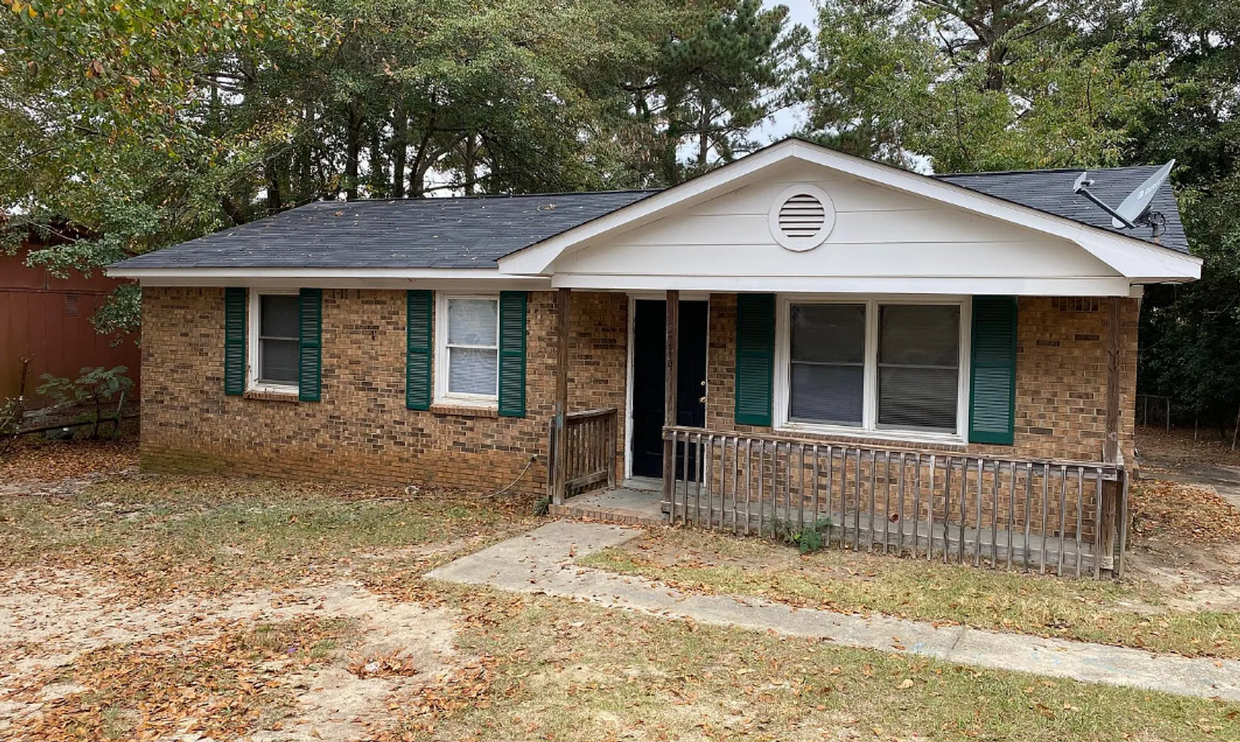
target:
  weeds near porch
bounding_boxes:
[769,516,835,554]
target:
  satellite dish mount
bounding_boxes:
[1072,160,1174,238]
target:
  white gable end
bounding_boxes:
[498,140,1200,296]
[548,161,1126,295]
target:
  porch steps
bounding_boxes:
[549,485,667,527]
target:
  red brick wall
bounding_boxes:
[139,288,627,496]
[140,287,1136,498]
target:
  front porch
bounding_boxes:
[543,288,1133,579]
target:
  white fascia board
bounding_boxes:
[1071,231,1201,281]
[499,138,1202,282]
[106,266,552,290]
[551,273,1138,297]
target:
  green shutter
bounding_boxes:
[735,293,775,426]
[298,288,323,402]
[406,290,433,410]
[969,296,1018,445]
[224,287,247,396]
[498,291,528,418]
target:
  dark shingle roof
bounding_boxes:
[935,165,1188,253]
[112,162,1189,272]
[113,190,659,271]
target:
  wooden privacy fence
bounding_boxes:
[549,408,618,497]
[662,426,1129,578]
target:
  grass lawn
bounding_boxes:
[578,525,1240,661]
[1,458,1238,740]
[0,473,537,597]
[399,586,1240,742]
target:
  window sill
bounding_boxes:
[429,402,499,419]
[776,422,967,449]
[243,389,300,403]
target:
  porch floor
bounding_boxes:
[549,478,666,526]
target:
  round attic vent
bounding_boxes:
[768,184,835,251]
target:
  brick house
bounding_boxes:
[110,139,1200,575]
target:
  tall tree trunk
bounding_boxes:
[368,125,385,199]
[264,156,283,215]
[696,103,711,169]
[462,134,479,195]
[344,99,363,200]
[391,104,408,198]
[409,110,437,198]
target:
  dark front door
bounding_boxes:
[631,299,708,478]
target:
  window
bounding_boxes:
[778,298,967,440]
[249,291,300,392]
[789,304,865,426]
[437,295,499,403]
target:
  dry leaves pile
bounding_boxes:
[1131,479,1240,543]
[0,437,138,484]
[368,656,499,741]
[8,617,352,742]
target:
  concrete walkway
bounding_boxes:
[427,521,1240,702]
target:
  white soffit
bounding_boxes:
[497,140,1202,283]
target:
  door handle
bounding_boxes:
[699,396,707,404]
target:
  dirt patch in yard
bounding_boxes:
[0,569,469,741]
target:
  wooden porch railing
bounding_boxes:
[662,426,1129,578]
[549,408,618,499]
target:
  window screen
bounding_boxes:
[789,303,865,426]
[877,304,960,432]
[446,298,499,397]
[258,294,300,384]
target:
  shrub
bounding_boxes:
[36,365,134,438]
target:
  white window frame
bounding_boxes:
[248,288,300,394]
[435,293,501,408]
[773,294,971,444]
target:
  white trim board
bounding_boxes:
[552,274,1139,297]
[106,266,552,290]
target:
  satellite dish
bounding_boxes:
[1072,160,1174,233]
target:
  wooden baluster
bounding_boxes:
[739,439,748,538]
[1075,467,1085,578]
[724,436,734,536]
[882,451,892,554]
[991,461,1000,567]
[1040,463,1050,575]
[1093,467,1104,579]
[799,443,807,532]
[958,459,968,565]
[924,454,933,561]
[897,452,907,555]
[1023,463,1033,570]
[1057,464,1068,576]
[1006,462,1016,570]
[973,459,983,567]
[811,445,820,533]
[757,441,766,537]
